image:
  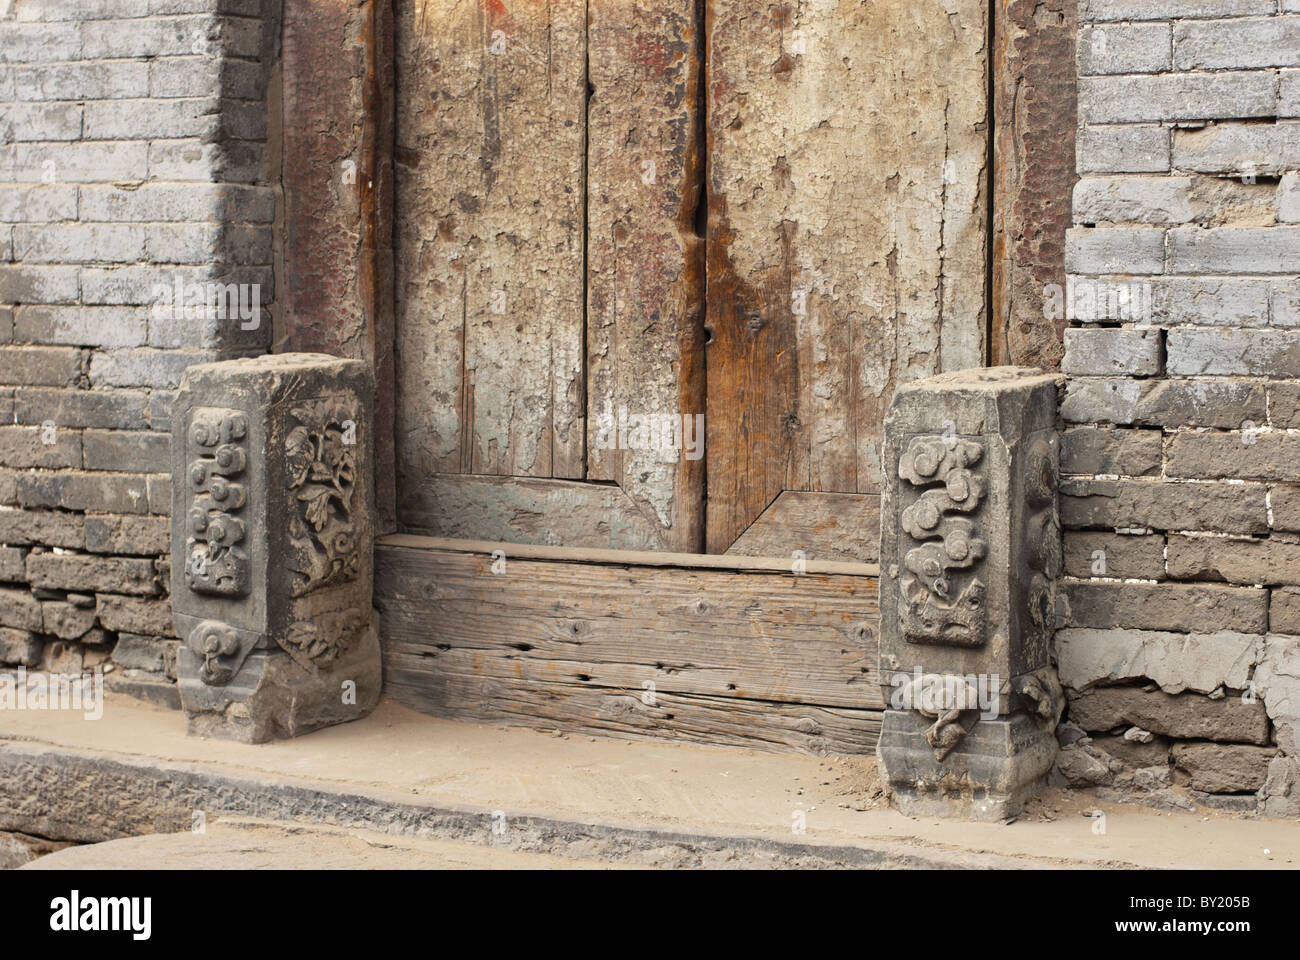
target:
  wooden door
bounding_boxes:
[705,0,989,558]
[393,0,989,562]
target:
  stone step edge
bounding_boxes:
[0,740,1133,870]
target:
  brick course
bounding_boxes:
[1065,0,1300,812]
[0,0,278,689]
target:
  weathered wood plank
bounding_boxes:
[280,0,397,530]
[394,0,586,483]
[375,541,882,752]
[704,0,990,552]
[385,670,880,755]
[586,0,707,553]
[726,491,880,563]
[379,532,881,576]
[991,0,1075,370]
[398,474,668,550]
[377,551,882,708]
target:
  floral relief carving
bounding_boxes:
[278,608,365,672]
[285,398,360,598]
[186,619,253,686]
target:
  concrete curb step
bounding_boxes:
[0,742,1112,870]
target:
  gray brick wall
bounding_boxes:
[1065,0,1300,815]
[0,0,278,703]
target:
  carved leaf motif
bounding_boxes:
[298,484,335,531]
[277,609,363,671]
[289,403,327,435]
[285,397,360,597]
[335,450,356,490]
[286,425,314,489]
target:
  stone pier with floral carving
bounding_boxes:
[878,367,1065,820]
[171,354,381,742]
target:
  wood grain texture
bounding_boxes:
[280,0,397,530]
[726,491,880,563]
[586,0,707,552]
[385,670,881,754]
[398,474,667,550]
[704,0,989,552]
[376,540,882,754]
[379,532,880,576]
[991,0,1075,370]
[394,0,586,483]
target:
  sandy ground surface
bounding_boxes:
[22,818,627,869]
[2,693,1298,869]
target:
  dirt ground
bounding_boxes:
[2,694,1297,869]
[19,818,630,869]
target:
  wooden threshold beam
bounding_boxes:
[379,533,880,578]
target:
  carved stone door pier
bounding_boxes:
[171,354,382,743]
[877,367,1065,820]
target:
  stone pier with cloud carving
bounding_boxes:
[171,354,381,742]
[878,368,1065,820]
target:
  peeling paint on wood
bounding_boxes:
[704,0,989,552]
[586,0,707,552]
[395,0,587,482]
[390,0,990,560]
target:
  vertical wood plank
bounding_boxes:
[991,0,1076,370]
[394,0,587,485]
[705,0,989,553]
[586,0,707,552]
[280,0,397,531]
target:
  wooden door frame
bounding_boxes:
[272,0,1078,545]
[274,0,398,534]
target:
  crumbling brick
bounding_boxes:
[1068,685,1270,744]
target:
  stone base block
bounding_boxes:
[179,614,382,744]
[1261,754,1300,819]
[877,709,1058,821]
[171,353,378,742]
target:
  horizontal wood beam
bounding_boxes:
[376,539,883,754]
[379,532,880,578]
